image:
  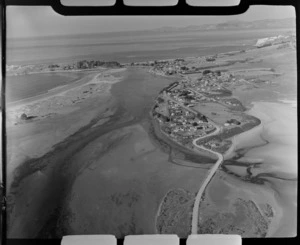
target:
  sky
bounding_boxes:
[7,4,295,38]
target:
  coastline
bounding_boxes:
[233,101,297,176]
[150,38,296,237]
[7,73,95,108]
[6,68,126,189]
[5,32,297,238]
[223,101,297,237]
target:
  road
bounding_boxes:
[191,126,224,234]
[167,96,199,116]
[163,85,225,234]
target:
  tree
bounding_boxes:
[157,97,164,103]
[20,113,28,120]
[215,71,221,76]
[203,70,211,75]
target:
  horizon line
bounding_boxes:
[7,16,295,40]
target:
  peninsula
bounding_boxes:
[6,33,297,239]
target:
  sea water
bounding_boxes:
[6,73,84,103]
[6,28,294,102]
[7,28,293,65]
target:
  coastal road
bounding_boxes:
[191,128,223,234]
[164,89,225,234]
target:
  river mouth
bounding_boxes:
[7,68,214,238]
[6,43,297,238]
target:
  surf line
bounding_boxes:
[191,131,224,234]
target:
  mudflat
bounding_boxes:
[6,36,297,238]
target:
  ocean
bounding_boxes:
[6,73,86,103]
[6,27,295,103]
[7,28,293,65]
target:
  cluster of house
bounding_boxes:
[220,98,245,111]
[165,87,215,107]
[149,58,190,75]
[155,98,216,144]
[163,75,229,103]
[153,67,250,151]
[190,79,220,93]
[224,100,239,107]
[148,58,220,76]
[202,138,232,153]
[224,118,241,127]
[199,71,234,86]
[147,54,239,78]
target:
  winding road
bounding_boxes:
[164,85,225,234]
[157,74,263,234]
[191,125,224,234]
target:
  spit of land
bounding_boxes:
[5,34,297,238]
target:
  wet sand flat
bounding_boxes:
[6,38,297,238]
[240,102,297,237]
[6,69,124,189]
[160,43,297,237]
[66,124,208,237]
[236,102,297,177]
[219,102,297,237]
[203,170,282,237]
[7,67,207,238]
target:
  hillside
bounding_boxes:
[151,18,295,33]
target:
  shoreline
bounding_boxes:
[5,34,297,238]
[7,73,94,108]
[149,39,296,237]
[6,68,126,124]
[5,44,264,77]
[6,68,126,188]
[6,67,107,77]
[7,68,126,108]
[222,101,297,237]
[151,66,267,235]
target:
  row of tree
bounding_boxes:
[48,60,121,70]
[76,60,121,69]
